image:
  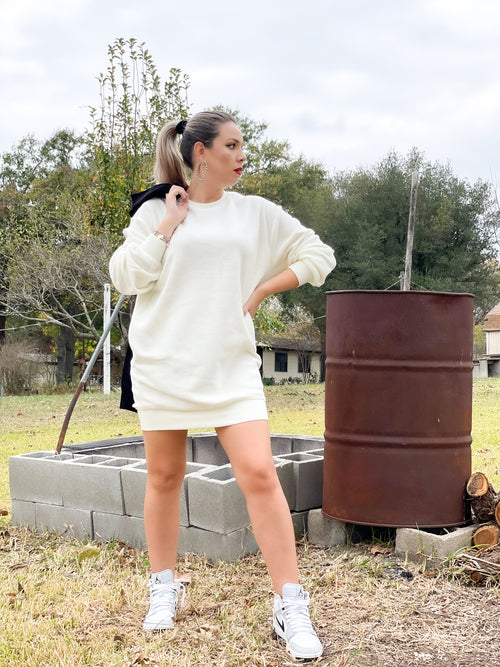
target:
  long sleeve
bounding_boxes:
[264,199,336,287]
[109,200,168,295]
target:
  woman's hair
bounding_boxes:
[153,110,236,187]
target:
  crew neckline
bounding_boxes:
[188,191,227,208]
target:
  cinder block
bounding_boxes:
[276,459,295,510]
[275,453,323,511]
[121,461,148,518]
[187,525,259,562]
[270,434,293,456]
[36,503,93,540]
[292,436,324,453]
[395,524,477,562]
[307,509,347,546]
[177,526,192,555]
[185,436,194,462]
[183,462,216,525]
[11,499,36,527]
[188,460,294,534]
[9,452,75,505]
[93,511,191,554]
[121,460,214,526]
[187,464,247,534]
[60,456,142,515]
[191,433,229,466]
[65,436,144,456]
[68,435,192,462]
[304,448,325,457]
[74,443,144,459]
[291,510,309,540]
[93,512,147,550]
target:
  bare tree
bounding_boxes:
[285,305,322,383]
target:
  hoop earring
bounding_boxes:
[197,160,208,181]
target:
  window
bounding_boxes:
[275,352,288,372]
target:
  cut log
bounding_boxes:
[466,472,497,522]
[467,472,490,496]
[495,501,500,527]
[472,523,500,549]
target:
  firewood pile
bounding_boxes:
[460,472,500,580]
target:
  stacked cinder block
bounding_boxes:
[9,434,326,562]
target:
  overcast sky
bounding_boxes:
[1,0,500,189]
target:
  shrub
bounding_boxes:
[0,341,37,395]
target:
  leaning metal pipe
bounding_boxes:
[55,293,127,454]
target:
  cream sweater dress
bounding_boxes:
[109,190,335,430]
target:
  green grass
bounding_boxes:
[471,379,500,483]
[0,381,499,666]
[1,380,499,509]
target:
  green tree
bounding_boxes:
[326,150,500,320]
[86,37,190,246]
[0,129,88,351]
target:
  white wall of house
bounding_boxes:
[486,330,500,355]
[261,349,321,381]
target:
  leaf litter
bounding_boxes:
[1,526,500,666]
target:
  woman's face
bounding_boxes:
[201,122,246,187]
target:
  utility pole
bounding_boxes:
[403,171,419,290]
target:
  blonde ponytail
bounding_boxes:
[153,110,236,188]
[153,121,189,188]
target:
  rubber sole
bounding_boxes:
[273,618,323,660]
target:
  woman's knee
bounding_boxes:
[147,464,185,494]
[237,461,280,498]
[143,430,187,494]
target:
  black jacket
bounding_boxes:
[120,184,173,412]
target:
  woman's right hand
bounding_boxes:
[157,185,189,237]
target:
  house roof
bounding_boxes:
[483,301,500,331]
[257,336,322,353]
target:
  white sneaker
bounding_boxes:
[143,569,185,632]
[273,583,323,660]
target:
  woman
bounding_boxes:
[109,110,335,660]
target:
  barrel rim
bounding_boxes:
[325,289,474,297]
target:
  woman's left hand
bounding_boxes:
[243,269,300,319]
[243,286,265,319]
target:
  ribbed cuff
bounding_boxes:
[288,261,308,287]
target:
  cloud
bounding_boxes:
[0,0,499,187]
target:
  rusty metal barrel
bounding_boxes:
[323,290,473,528]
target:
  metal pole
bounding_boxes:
[55,293,126,454]
[103,283,111,395]
[403,171,419,291]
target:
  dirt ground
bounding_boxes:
[2,523,499,667]
[299,543,500,667]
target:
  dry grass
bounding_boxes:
[1,526,500,667]
[1,380,499,665]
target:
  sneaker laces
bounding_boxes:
[149,580,186,617]
[282,592,314,635]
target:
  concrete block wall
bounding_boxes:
[275,453,323,511]
[9,434,325,562]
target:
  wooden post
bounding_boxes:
[403,171,419,291]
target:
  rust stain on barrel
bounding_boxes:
[323,290,473,528]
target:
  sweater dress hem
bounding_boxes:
[138,398,268,431]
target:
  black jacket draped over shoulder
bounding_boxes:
[119,183,173,412]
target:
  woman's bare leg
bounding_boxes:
[143,430,187,573]
[216,420,299,594]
